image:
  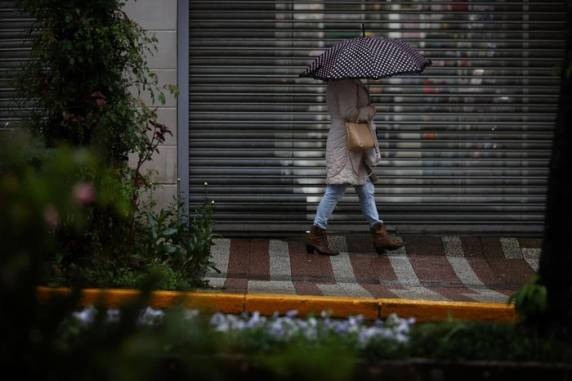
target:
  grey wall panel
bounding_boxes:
[0,1,33,130]
[188,0,565,235]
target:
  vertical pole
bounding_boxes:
[362,23,366,37]
[177,0,190,223]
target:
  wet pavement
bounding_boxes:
[200,235,541,304]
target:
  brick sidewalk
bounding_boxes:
[200,235,541,304]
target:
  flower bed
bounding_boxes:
[70,307,413,347]
[62,306,572,365]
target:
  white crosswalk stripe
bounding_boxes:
[317,283,372,298]
[447,256,508,303]
[388,255,448,301]
[522,248,540,272]
[248,280,296,294]
[442,236,464,257]
[204,238,231,288]
[206,238,231,276]
[501,238,523,259]
[326,236,372,297]
[269,240,292,279]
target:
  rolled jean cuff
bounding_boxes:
[313,220,327,230]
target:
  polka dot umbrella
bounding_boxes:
[299,36,431,80]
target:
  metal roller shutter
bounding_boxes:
[188,1,565,235]
[0,1,32,131]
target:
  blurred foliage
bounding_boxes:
[10,0,216,290]
[47,195,218,290]
[0,130,217,291]
[403,320,572,363]
[0,137,570,380]
[251,342,356,381]
[0,131,127,289]
[15,0,175,167]
[0,132,221,380]
[509,275,548,325]
[201,315,572,365]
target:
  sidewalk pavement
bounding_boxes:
[35,235,532,321]
[200,235,541,304]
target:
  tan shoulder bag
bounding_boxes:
[345,84,375,152]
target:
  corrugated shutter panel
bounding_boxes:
[189,1,565,235]
[0,1,32,130]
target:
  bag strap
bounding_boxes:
[353,82,360,123]
[353,81,371,123]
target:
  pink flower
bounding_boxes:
[72,182,96,206]
[90,91,107,108]
[95,97,106,108]
[43,204,59,228]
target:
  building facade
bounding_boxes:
[0,0,566,235]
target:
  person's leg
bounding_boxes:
[307,184,347,256]
[355,179,383,228]
[356,180,403,254]
[313,184,347,229]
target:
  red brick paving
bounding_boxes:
[461,236,483,258]
[480,237,505,259]
[485,258,535,287]
[223,239,249,292]
[345,233,376,253]
[205,235,540,302]
[288,240,336,283]
[349,254,399,298]
[248,239,270,281]
[518,238,542,248]
[402,236,444,256]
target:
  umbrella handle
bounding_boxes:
[361,23,366,37]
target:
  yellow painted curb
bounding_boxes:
[378,298,516,323]
[35,287,516,322]
[244,293,380,320]
[36,287,245,313]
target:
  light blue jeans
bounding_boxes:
[313,179,383,229]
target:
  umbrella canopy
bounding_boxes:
[300,36,431,80]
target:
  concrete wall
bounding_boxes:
[124,0,179,210]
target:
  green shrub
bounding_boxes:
[404,320,572,363]
[0,133,219,380]
[137,197,219,288]
[10,0,215,290]
[508,274,548,324]
[16,0,172,166]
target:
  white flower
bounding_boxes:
[137,307,165,326]
[106,309,120,323]
[209,312,227,329]
[286,310,298,318]
[72,306,97,325]
[184,309,200,320]
[245,311,265,328]
[358,327,379,344]
[307,317,317,327]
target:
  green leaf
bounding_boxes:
[162,228,178,237]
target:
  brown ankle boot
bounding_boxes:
[305,225,339,256]
[370,223,403,255]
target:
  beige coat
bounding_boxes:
[325,78,381,185]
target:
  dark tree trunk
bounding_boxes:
[537,1,572,340]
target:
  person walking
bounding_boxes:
[305,78,404,256]
[300,33,430,256]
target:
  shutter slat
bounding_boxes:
[189,0,564,234]
[0,4,33,129]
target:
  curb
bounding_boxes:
[36,287,516,322]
